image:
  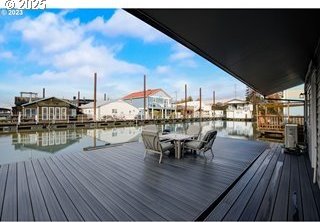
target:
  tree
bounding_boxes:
[177,96,193,103]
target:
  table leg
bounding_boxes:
[177,141,181,159]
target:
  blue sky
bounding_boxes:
[0,9,247,107]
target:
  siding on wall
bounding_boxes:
[317,68,320,186]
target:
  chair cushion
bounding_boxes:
[161,142,174,151]
[184,140,202,150]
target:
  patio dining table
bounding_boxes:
[160,133,193,159]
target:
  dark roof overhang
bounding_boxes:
[126,9,320,96]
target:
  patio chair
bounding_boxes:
[142,125,158,131]
[183,130,217,159]
[186,124,202,140]
[141,130,174,163]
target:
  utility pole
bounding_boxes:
[213,90,215,118]
[184,84,187,119]
[174,90,177,118]
[199,87,202,119]
[144,74,147,120]
[93,73,97,122]
[77,91,80,107]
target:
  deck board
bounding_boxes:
[255,147,285,221]
[206,143,320,221]
[17,162,34,221]
[41,158,99,221]
[31,160,67,221]
[0,137,278,221]
[24,161,51,221]
[221,147,278,221]
[288,155,303,221]
[206,149,270,221]
[298,155,320,220]
[80,150,197,219]
[0,165,8,218]
[1,163,17,221]
[271,152,291,220]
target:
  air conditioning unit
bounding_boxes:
[285,124,298,148]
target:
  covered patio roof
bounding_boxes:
[127,9,320,96]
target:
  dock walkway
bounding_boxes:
[0,137,319,220]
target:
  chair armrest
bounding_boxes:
[186,139,207,143]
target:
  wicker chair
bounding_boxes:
[141,130,174,163]
[183,130,217,158]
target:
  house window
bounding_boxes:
[25,108,31,117]
[112,109,117,114]
[49,107,54,120]
[55,107,60,120]
[42,107,48,120]
[61,108,67,120]
[70,109,76,117]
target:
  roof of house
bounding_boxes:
[80,100,136,109]
[122,88,170,100]
[226,99,248,104]
[21,97,77,107]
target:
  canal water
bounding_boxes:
[0,120,257,165]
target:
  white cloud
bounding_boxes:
[169,43,197,68]
[86,9,171,43]
[155,65,171,74]
[3,11,150,105]
[169,43,194,61]
[0,51,13,59]
[11,12,83,53]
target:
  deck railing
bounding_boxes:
[257,115,304,132]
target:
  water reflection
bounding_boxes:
[0,120,255,165]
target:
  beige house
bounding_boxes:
[21,97,77,122]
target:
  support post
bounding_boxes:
[144,74,147,120]
[213,90,215,118]
[184,84,187,119]
[94,73,97,122]
[199,87,202,119]
[77,91,80,107]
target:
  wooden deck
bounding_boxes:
[0,137,266,221]
[206,143,320,221]
[0,137,319,221]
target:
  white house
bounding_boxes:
[80,100,139,120]
[123,88,174,119]
[225,99,253,120]
[175,100,224,118]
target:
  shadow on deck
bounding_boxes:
[0,137,318,221]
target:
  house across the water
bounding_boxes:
[123,88,174,119]
[80,100,139,120]
[20,97,77,122]
[225,99,253,120]
[0,108,11,120]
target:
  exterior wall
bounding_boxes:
[305,50,320,187]
[317,68,320,186]
[226,103,253,119]
[82,101,139,120]
[98,101,139,120]
[214,110,224,118]
[22,98,76,122]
